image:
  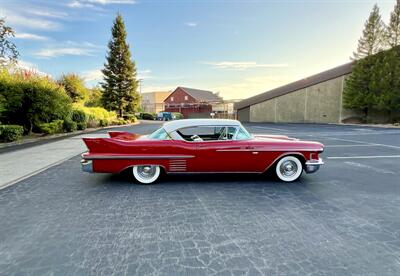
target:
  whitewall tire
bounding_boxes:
[275,156,303,182]
[132,165,161,184]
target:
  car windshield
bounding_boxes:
[236,126,252,140]
[148,128,171,140]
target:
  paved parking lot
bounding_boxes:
[0,122,400,275]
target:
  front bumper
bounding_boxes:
[81,159,93,173]
[305,158,324,174]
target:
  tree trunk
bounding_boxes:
[119,108,123,118]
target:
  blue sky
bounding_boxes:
[1,0,397,99]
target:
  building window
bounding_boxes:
[171,97,174,102]
[184,95,188,101]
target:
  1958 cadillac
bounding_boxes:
[81,119,324,184]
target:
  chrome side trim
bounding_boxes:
[216,148,324,152]
[81,160,93,173]
[82,154,195,160]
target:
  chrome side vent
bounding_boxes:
[169,159,187,172]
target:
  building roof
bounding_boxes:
[178,87,223,103]
[235,62,354,110]
[162,119,241,132]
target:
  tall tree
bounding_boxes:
[386,0,400,47]
[101,14,139,117]
[0,18,19,65]
[352,4,385,60]
[58,73,89,103]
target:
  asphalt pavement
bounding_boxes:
[0,121,400,275]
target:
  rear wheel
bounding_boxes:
[132,165,161,184]
[275,156,303,182]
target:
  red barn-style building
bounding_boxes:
[164,87,223,118]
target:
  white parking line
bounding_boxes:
[251,126,289,132]
[321,137,400,150]
[324,144,378,148]
[327,155,400,160]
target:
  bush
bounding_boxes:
[141,112,154,120]
[123,113,137,123]
[77,122,87,130]
[71,109,87,123]
[63,118,77,132]
[0,69,72,133]
[86,117,99,128]
[0,125,24,142]
[172,112,184,120]
[38,120,64,135]
[99,119,109,127]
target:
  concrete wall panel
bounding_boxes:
[276,89,306,122]
[250,99,276,122]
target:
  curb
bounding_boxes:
[0,121,140,152]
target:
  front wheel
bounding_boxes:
[132,165,161,184]
[275,156,303,182]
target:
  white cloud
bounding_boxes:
[137,69,154,80]
[2,12,61,30]
[68,0,135,7]
[185,22,198,27]
[82,69,103,82]
[16,60,51,77]
[202,61,289,70]
[29,10,68,18]
[14,33,49,41]
[34,47,95,58]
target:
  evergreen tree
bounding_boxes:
[352,4,385,60]
[343,57,376,119]
[101,14,139,117]
[386,0,400,47]
[0,18,19,65]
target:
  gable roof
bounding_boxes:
[235,62,354,110]
[178,87,223,102]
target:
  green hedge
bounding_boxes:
[38,120,64,135]
[140,112,155,120]
[0,69,72,133]
[172,112,184,120]
[63,118,77,132]
[0,125,24,142]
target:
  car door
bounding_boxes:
[187,126,255,172]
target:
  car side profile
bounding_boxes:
[81,119,324,184]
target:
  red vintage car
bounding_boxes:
[81,119,324,184]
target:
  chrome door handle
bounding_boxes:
[252,151,259,155]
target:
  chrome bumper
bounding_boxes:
[305,158,324,174]
[81,159,93,173]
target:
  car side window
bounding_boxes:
[177,126,235,141]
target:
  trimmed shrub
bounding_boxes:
[99,119,109,127]
[38,120,64,135]
[0,69,72,133]
[77,122,87,130]
[141,112,154,120]
[172,112,184,120]
[63,118,77,132]
[71,109,87,123]
[0,125,24,142]
[86,117,99,128]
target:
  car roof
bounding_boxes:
[163,119,241,133]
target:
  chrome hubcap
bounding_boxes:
[137,166,156,179]
[280,160,298,177]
